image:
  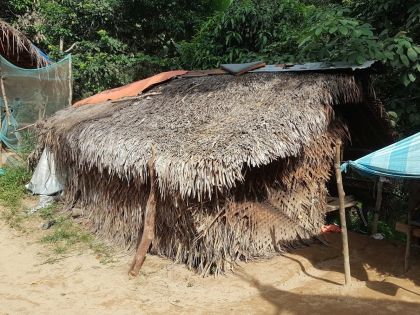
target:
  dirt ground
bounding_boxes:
[1,219,420,315]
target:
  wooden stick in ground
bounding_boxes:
[371,178,384,235]
[334,140,351,285]
[129,146,157,277]
[0,75,11,126]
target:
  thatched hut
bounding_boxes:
[0,19,49,68]
[37,65,391,275]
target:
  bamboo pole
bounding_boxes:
[0,97,2,167]
[0,69,9,167]
[334,140,351,285]
[371,178,384,235]
[129,146,157,277]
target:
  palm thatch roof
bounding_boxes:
[37,70,392,274]
[0,19,48,68]
[40,72,373,200]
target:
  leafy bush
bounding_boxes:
[178,0,310,68]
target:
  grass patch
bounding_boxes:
[0,163,116,265]
[0,165,31,209]
[40,208,116,264]
[0,165,31,230]
[38,203,59,221]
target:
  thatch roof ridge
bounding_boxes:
[40,72,366,200]
[0,19,48,68]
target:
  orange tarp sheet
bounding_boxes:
[73,70,187,107]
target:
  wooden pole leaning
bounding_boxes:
[129,146,158,277]
[334,140,351,285]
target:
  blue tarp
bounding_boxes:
[33,45,51,63]
[342,132,420,179]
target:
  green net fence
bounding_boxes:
[0,54,72,152]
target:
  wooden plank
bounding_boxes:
[326,195,357,212]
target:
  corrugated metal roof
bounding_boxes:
[251,60,377,73]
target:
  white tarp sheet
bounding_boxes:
[26,148,63,195]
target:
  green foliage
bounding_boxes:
[2,0,419,132]
[298,7,420,84]
[178,0,310,68]
[5,0,219,99]
[299,8,380,64]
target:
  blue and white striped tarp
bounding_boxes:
[341,132,420,179]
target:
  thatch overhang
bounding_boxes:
[40,71,387,201]
[0,19,49,68]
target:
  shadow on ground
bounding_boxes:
[235,271,420,315]
[224,231,420,314]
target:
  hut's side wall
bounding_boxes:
[58,124,343,274]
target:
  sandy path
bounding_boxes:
[1,220,420,315]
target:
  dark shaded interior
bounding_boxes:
[340,102,393,161]
[327,98,394,212]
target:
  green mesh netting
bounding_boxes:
[0,54,72,151]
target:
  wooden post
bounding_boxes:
[129,146,157,277]
[68,56,72,107]
[371,178,384,235]
[404,210,412,272]
[0,97,2,167]
[59,37,64,53]
[0,75,11,126]
[0,70,9,167]
[334,140,351,285]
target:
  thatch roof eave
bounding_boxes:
[0,19,49,68]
